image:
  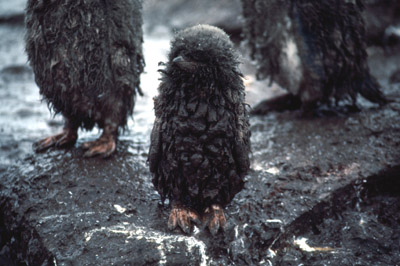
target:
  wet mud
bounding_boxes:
[272,166,400,266]
[1,1,400,265]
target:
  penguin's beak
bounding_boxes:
[172,56,185,63]
[172,55,198,72]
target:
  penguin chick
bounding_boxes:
[241,0,387,115]
[149,25,251,235]
[26,0,144,157]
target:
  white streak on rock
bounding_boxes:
[266,167,280,175]
[265,219,283,223]
[113,204,126,214]
[84,223,210,266]
[294,237,335,252]
[39,212,96,223]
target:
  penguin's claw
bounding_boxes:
[168,205,201,234]
[82,134,116,158]
[250,93,302,115]
[203,204,227,235]
[33,129,77,152]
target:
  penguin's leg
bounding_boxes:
[203,204,227,235]
[33,117,78,153]
[168,202,201,234]
[81,123,117,158]
[250,93,302,115]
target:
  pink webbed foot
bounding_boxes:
[33,129,77,153]
[203,204,227,235]
[81,132,116,158]
[168,204,201,234]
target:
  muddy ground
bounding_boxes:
[0,1,400,265]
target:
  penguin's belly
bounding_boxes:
[26,1,134,125]
[161,100,243,209]
[278,36,303,96]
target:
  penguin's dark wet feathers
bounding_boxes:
[25,0,144,130]
[241,0,386,110]
[149,25,250,212]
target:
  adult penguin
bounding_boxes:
[241,0,387,115]
[26,0,144,157]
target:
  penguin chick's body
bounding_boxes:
[241,0,387,114]
[26,0,144,157]
[149,25,250,234]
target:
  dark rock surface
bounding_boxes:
[1,1,400,265]
[272,166,400,266]
[1,88,400,264]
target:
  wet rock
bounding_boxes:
[1,95,400,264]
[390,69,400,84]
[143,0,243,37]
[0,1,25,25]
[272,166,400,265]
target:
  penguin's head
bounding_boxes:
[167,24,239,74]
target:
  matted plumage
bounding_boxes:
[241,0,387,114]
[149,25,251,234]
[26,0,144,157]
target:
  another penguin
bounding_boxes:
[26,0,144,157]
[363,0,400,47]
[148,25,251,234]
[241,0,387,115]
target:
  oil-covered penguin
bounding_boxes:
[363,0,400,47]
[26,0,144,157]
[149,25,251,234]
[241,0,387,114]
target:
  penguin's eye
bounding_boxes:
[171,48,184,60]
[188,51,207,62]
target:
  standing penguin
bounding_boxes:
[26,0,144,157]
[241,0,387,114]
[149,25,250,234]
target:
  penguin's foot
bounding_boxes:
[203,204,227,235]
[33,129,77,153]
[307,104,361,117]
[250,93,302,115]
[81,132,116,158]
[168,204,201,234]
